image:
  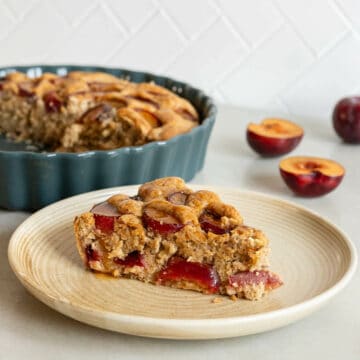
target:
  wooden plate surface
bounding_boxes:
[8,185,357,339]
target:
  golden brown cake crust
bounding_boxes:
[0,71,199,151]
[74,177,282,300]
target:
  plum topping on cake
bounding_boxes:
[199,210,228,235]
[43,91,62,113]
[157,257,220,294]
[88,81,120,92]
[125,95,160,109]
[175,108,197,122]
[130,195,142,201]
[142,207,185,234]
[78,103,113,124]
[229,270,282,290]
[167,191,189,205]
[91,201,120,233]
[134,109,160,127]
[18,82,34,97]
[85,245,100,262]
[114,251,145,267]
[94,215,115,233]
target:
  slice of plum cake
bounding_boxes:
[74,177,282,300]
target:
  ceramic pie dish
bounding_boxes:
[0,65,216,211]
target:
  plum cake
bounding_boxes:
[74,177,282,300]
[0,71,198,152]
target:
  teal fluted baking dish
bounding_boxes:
[0,65,216,211]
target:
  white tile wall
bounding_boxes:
[167,18,247,90]
[219,0,284,47]
[274,0,348,55]
[282,34,360,118]
[0,0,359,120]
[109,12,184,71]
[219,24,314,107]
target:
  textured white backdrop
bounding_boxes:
[1,0,360,120]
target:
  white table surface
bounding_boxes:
[1,105,359,360]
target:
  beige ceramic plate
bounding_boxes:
[8,186,357,339]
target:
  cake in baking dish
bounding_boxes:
[0,71,198,152]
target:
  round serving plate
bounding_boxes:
[8,185,357,339]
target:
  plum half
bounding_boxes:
[247,118,303,157]
[279,156,345,197]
